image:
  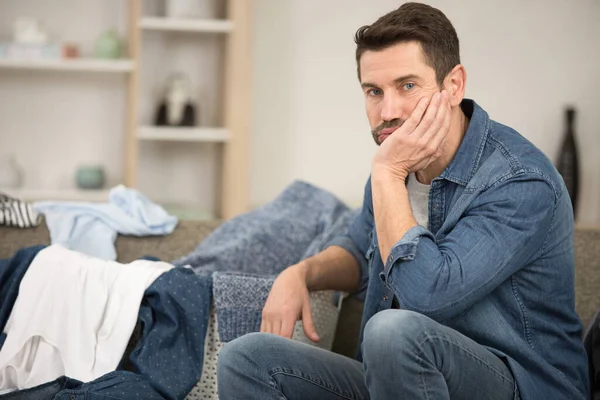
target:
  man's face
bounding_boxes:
[359,41,441,145]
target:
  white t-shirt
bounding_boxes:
[407,173,431,228]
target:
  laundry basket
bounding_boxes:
[185,290,343,400]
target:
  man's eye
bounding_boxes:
[368,88,383,96]
[403,83,415,90]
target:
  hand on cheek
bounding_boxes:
[372,90,451,178]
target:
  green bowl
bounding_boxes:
[76,166,105,190]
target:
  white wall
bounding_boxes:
[251,0,600,225]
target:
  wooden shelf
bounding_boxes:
[0,58,135,73]
[2,188,110,202]
[139,17,233,33]
[137,126,230,142]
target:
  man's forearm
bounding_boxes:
[297,245,361,293]
[371,169,418,262]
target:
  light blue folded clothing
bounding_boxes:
[34,185,178,261]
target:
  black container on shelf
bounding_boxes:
[556,107,580,218]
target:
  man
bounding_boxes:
[217,3,590,399]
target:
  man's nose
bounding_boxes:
[380,92,404,122]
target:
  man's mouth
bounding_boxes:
[372,120,403,145]
[375,127,397,143]
[378,127,397,136]
[377,133,391,143]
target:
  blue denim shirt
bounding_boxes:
[332,99,589,400]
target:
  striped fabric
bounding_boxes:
[0,193,40,228]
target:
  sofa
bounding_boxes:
[1,220,599,360]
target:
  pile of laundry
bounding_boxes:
[0,245,210,399]
[0,181,358,399]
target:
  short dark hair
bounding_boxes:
[354,2,460,85]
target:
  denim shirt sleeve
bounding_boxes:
[328,177,373,301]
[383,176,557,321]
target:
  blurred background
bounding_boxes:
[0,0,598,224]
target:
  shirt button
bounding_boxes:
[388,255,393,262]
[383,295,388,301]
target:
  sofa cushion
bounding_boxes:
[575,227,600,328]
[1,221,598,359]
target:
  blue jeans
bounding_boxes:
[217,309,517,399]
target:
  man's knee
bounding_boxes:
[362,309,434,361]
[218,332,297,379]
[218,332,272,378]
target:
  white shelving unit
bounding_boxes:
[126,0,253,220]
[0,1,253,218]
[0,58,134,73]
[139,17,233,33]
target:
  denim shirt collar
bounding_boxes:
[439,99,490,186]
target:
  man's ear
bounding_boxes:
[443,64,467,107]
